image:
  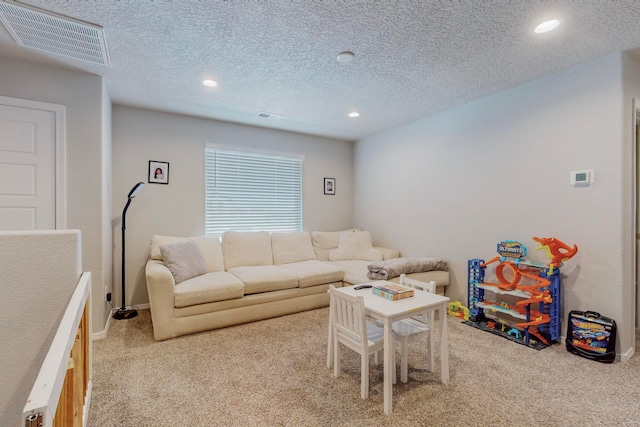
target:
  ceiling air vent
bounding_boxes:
[257,112,284,121]
[0,1,110,66]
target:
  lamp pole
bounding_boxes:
[113,182,144,320]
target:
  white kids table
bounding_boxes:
[327,282,450,415]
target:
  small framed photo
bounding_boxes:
[324,177,335,195]
[149,160,169,184]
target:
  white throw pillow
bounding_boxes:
[329,230,383,262]
[150,235,190,260]
[150,235,224,273]
[159,240,207,284]
[311,229,359,261]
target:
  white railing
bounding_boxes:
[23,272,92,427]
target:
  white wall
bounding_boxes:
[4,51,638,353]
[112,106,353,306]
[0,56,111,335]
[100,80,113,331]
[354,52,637,357]
[0,230,81,426]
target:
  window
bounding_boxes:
[205,145,303,236]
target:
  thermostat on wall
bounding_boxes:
[570,169,594,187]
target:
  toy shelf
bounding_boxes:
[467,258,562,349]
[513,259,548,269]
[475,302,527,320]
[475,284,530,299]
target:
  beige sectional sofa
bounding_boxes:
[145,229,449,341]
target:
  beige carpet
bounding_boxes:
[88,309,640,427]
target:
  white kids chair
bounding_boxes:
[392,274,436,383]
[328,285,399,398]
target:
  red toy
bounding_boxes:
[532,237,578,273]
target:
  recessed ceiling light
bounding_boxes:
[337,51,355,63]
[348,112,360,118]
[534,19,560,34]
[202,79,218,87]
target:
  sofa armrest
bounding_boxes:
[145,259,177,340]
[374,246,400,260]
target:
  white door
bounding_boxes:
[0,104,56,230]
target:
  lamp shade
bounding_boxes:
[128,181,144,198]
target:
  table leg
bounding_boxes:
[327,303,333,369]
[383,318,393,415]
[427,319,434,373]
[439,304,449,385]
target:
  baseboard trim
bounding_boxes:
[92,311,113,340]
[92,304,150,340]
[619,345,635,362]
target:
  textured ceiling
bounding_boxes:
[1,0,640,141]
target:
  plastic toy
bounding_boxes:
[497,240,526,264]
[533,236,578,274]
[466,237,578,349]
[448,301,470,320]
[507,328,522,339]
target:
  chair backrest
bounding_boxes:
[399,274,436,293]
[399,274,436,324]
[329,285,368,348]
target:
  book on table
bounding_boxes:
[372,283,414,301]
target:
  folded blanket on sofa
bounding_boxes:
[367,257,448,280]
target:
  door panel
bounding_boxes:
[0,105,55,230]
[0,207,36,229]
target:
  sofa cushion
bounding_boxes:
[174,271,245,307]
[227,265,298,294]
[222,231,273,270]
[271,232,317,265]
[329,230,383,262]
[278,260,344,288]
[193,237,225,272]
[311,229,359,261]
[160,240,207,284]
[151,235,189,260]
[375,246,401,261]
[150,235,225,273]
[327,260,374,285]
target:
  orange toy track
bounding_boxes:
[479,259,550,293]
[515,294,552,307]
[483,300,552,344]
[480,300,551,345]
[481,300,549,323]
[495,262,520,290]
[478,259,553,345]
[515,310,550,345]
[526,327,549,345]
[515,311,550,327]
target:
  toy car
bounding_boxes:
[507,328,522,339]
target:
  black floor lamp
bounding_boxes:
[113,181,145,320]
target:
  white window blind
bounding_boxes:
[205,146,303,236]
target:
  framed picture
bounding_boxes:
[324,177,335,195]
[148,160,169,184]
